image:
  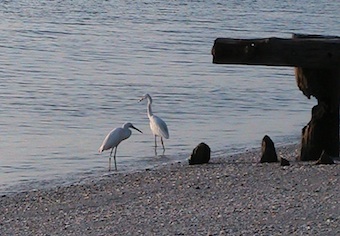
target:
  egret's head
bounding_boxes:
[123,122,133,128]
[123,122,143,133]
[139,93,152,103]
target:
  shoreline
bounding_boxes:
[1,143,339,235]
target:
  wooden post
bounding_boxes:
[294,34,340,160]
[296,68,340,160]
[212,34,340,161]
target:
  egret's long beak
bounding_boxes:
[132,125,143,134]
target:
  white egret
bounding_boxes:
[139,94,169,153]
[98,122,142,171]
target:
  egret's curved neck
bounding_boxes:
[146,96,153,118]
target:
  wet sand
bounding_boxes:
[1,144,339,235]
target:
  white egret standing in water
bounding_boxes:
[139,94,169,153]
[98,122,142,171]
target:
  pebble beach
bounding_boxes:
[1,144,339,235]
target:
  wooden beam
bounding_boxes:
[212,37,340,68]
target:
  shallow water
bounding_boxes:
[1,0,339,194]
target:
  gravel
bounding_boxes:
[1,144,339,235]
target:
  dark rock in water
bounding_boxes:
[188,142,210,165]
[260,135,278,163]
[315,150,335,165]
[280,158,290,166]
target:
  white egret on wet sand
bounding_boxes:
[139,93,169,153]
[98,122,142,171]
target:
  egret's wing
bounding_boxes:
[99,128,123,152]
[150,115,169,139]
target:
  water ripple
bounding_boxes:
[0,0,336,194]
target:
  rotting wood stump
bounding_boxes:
[212,34,340,161]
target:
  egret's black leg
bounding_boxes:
[113,147,118,171]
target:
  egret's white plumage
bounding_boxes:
[99,122,142,171]
[139,94,169,153]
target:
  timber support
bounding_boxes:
[212,34,340,161]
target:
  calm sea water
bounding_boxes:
[1,0,339,194]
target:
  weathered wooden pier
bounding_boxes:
[212,34,340,161]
